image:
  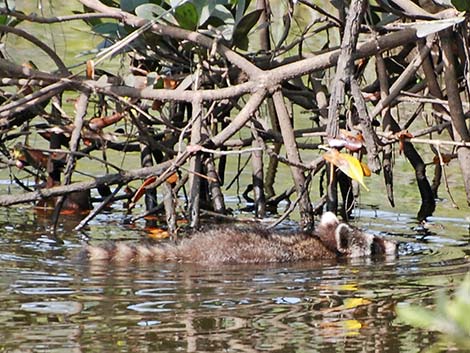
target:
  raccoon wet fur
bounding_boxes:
[84,212,397,264]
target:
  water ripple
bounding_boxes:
[127,300,177,313]
[20,301,83,315]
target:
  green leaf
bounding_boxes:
[194,1,215,26]
[217,24,234,41]
[92,23,129,45]
[212,4,234,25]
[174,2,199,30]
[135,3,177,24]
[232,9,262,50]
[92,22,122,36]
[446,300,470,335]
[396,303,438,330]
[121,0,150,12]
[234,36,248,50]
[234,0,245,24]
[0,0,16,27]
[452,0,470,11]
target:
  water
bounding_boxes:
[0,206,469,352]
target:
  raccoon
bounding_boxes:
[85,212,397,264]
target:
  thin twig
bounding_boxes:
[436,144,458,208]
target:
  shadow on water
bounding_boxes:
[0,207,469,352]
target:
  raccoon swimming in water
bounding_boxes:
[84,212,397,264]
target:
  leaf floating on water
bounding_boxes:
[323,149,370,191]
[344,297,371,309]
[343,319,362,332]
[147,227,170,239]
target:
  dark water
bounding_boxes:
[0,206,469,353]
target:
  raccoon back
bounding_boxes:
[85,227,337,264]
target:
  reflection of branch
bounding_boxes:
[0,25,69,74]
[297,0,342,26]
[0,58,64,81]
[52,91,90,232]
[0,8,123,23]
[0,157,179,206]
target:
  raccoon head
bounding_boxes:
[319,212,397,258]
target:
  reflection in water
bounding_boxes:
[0,208,469,352]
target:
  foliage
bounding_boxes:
[0,0,20,29]
[452,0,470,12]
[396,274,470,351]
[95,0,262,47]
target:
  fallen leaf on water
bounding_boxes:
[344,297,371,309]
[147,228,170,239]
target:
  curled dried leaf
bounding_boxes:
[86,60,95,80]
[166,173,178,184]
[433,153,456,165]
[89,112,123,131]
[129,176,157,210]
[328,129,364,152]
[395,131,413,154]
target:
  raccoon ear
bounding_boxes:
[334,223,351,254]
[320,211,339,226]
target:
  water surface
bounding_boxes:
[0,206,469,352]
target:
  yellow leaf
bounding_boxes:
[343,319,362,335]
[343,319,362,330]
[343,297,371,309]
[338,283,358,291]
[147,228,170,239]
[323,150,369,191]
